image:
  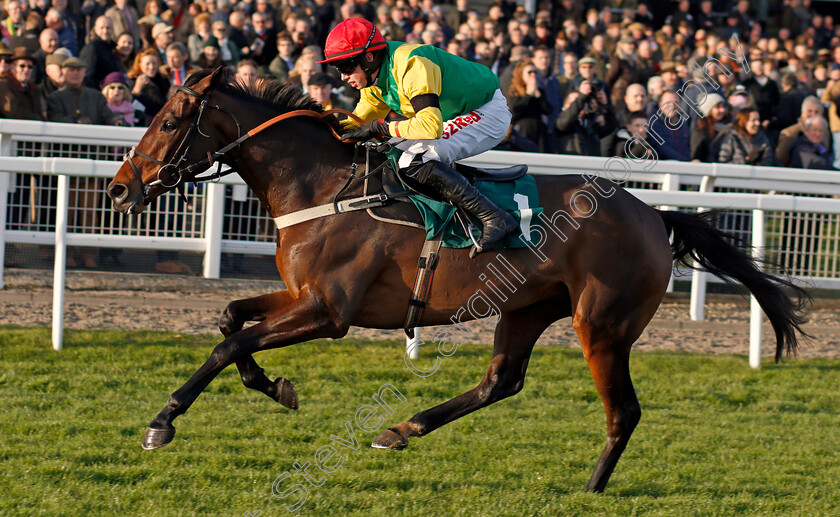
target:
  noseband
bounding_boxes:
[124,85,241,205]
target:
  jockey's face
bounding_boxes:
[340,62,368,89]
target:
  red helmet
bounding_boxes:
[318,18,387,64]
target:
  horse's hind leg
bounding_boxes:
[372,300,566,449]
[573,292,659,492]
[220,291,299,409]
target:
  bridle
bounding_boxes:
[124,85,242,205]
[123,83,363,206]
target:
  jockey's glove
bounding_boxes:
[340,119,390,142]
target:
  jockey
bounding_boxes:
[318,18,517,253]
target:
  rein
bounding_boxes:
[124,84,363,205]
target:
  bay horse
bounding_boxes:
[107,68,808,492]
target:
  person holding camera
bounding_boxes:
[555,78,617,156]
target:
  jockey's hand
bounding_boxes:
[340,119,389,142]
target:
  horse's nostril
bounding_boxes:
[108,183,127,202]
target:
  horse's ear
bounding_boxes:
[209,66,226,88]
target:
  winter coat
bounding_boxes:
[79,36,121,90]
[789,134,836,170]
[0,77,45,120]
[555,94,618,156]
[717,130,778,166]
[46,86,124,125]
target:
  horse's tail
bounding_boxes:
[657,209,811,362]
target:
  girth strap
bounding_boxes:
[272,192,407,230]
[404,235,444,338]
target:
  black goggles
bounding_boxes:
[333,57,359,75]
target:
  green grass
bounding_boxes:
[1,326,840,516]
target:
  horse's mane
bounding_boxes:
[184,68,326,115]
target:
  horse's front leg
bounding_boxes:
[142,285,349,450]
[219,291,299,409]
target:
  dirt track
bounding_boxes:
[1,269,839,359]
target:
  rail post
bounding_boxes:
[203,182,224,278]
[749,209,766,369]
[52,174,69,351]
[689,176,716,320]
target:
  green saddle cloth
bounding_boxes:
[406,173,543,249]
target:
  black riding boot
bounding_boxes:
[408,161,518,252]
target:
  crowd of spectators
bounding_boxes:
[0,0,837,175]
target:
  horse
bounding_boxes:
[106,68,809,493]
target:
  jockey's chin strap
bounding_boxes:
[124,83,364,205]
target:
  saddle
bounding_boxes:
[364,153,529,230]
[356,147,530,336]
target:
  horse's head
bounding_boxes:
[108,67,232,214]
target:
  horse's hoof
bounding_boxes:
[141,426,175,450]
[371,428,408,450]
[274,377,298,410]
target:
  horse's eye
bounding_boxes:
[161,121,176,131]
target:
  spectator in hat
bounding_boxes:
[717,107,777,166]
[100,71,135,125]
[569,56,608,96]
[196,36,224,69]
[790,116,835,170]
[127,48,170,123]
[41,51,67,96]
[777,97,829,167]
[79,15,121,89]
[150,22,174,65]
[691,93,731,162]
[0,47,46,120]
[307,72,352,111]
[268,32,295,82]
[47,57,125,125]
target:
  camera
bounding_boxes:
[588,78,605,93]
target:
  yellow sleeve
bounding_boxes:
[343,86,391,130]
[390,55,443,140]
